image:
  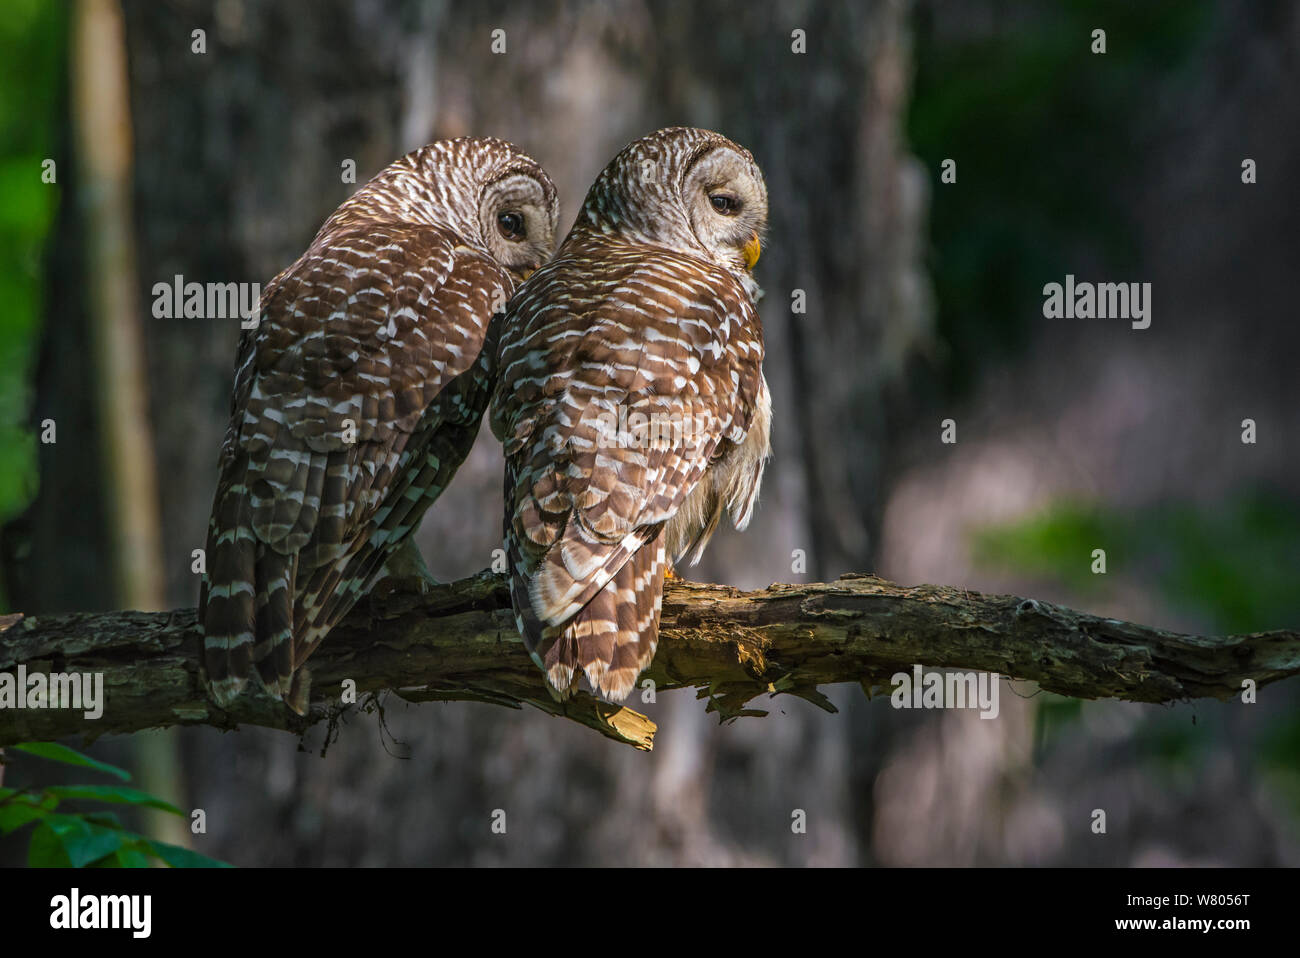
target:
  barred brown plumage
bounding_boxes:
[199,137,558,712]
[492,127,772,702]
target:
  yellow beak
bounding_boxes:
[742,233,761,270]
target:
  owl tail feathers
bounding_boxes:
[526,535,667,705]
[531,641,577,703]
[531,615,646,703]
[200,590,254,708]
[199,501,258,706]
[199,525,299,709]
[251,550,297,702]
[202,631,252,708]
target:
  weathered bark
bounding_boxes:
[2,572,1293,752]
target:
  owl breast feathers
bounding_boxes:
[199,137,558,711]
[492,127,772,702]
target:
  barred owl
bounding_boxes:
[200,137,558,711]
[492,127,771,702]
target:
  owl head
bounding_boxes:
[463,138,561,282]
[326,136,560,283]
[579,127,769,279]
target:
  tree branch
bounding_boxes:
[2,571,1295,751]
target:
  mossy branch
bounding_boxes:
[2,572,1295,751]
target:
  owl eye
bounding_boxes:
[709,192,741,216]
[497,211,526,241]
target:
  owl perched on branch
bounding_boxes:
[492,127,772,702]
[200,137,558,711]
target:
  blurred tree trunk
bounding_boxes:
[73,0,166,614]
[70,0,189,850]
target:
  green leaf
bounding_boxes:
[47,785,184,816]
[27,821,71,866]
[28,813,126,868]
[86,841,151,867]
[11,742,131,781]
[144,839,232,868]
[82,810,124,829]
[108,844,153,868]
[0,793,54,834]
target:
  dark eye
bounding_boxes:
[709,192,741,215]
[497,211,525,240]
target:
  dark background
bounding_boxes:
[1,0,1297,865]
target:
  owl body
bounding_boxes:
[493,127,771,702]
[201,137,558,709]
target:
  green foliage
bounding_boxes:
[11,740,131,780]
[908,0,1212,394]
[973,489,1300,634]
[974,503,1109,596]
[0,742,229,868]
[0,1,64,548]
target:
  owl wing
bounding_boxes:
[493,250,764,694]
[201,223,509,706]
